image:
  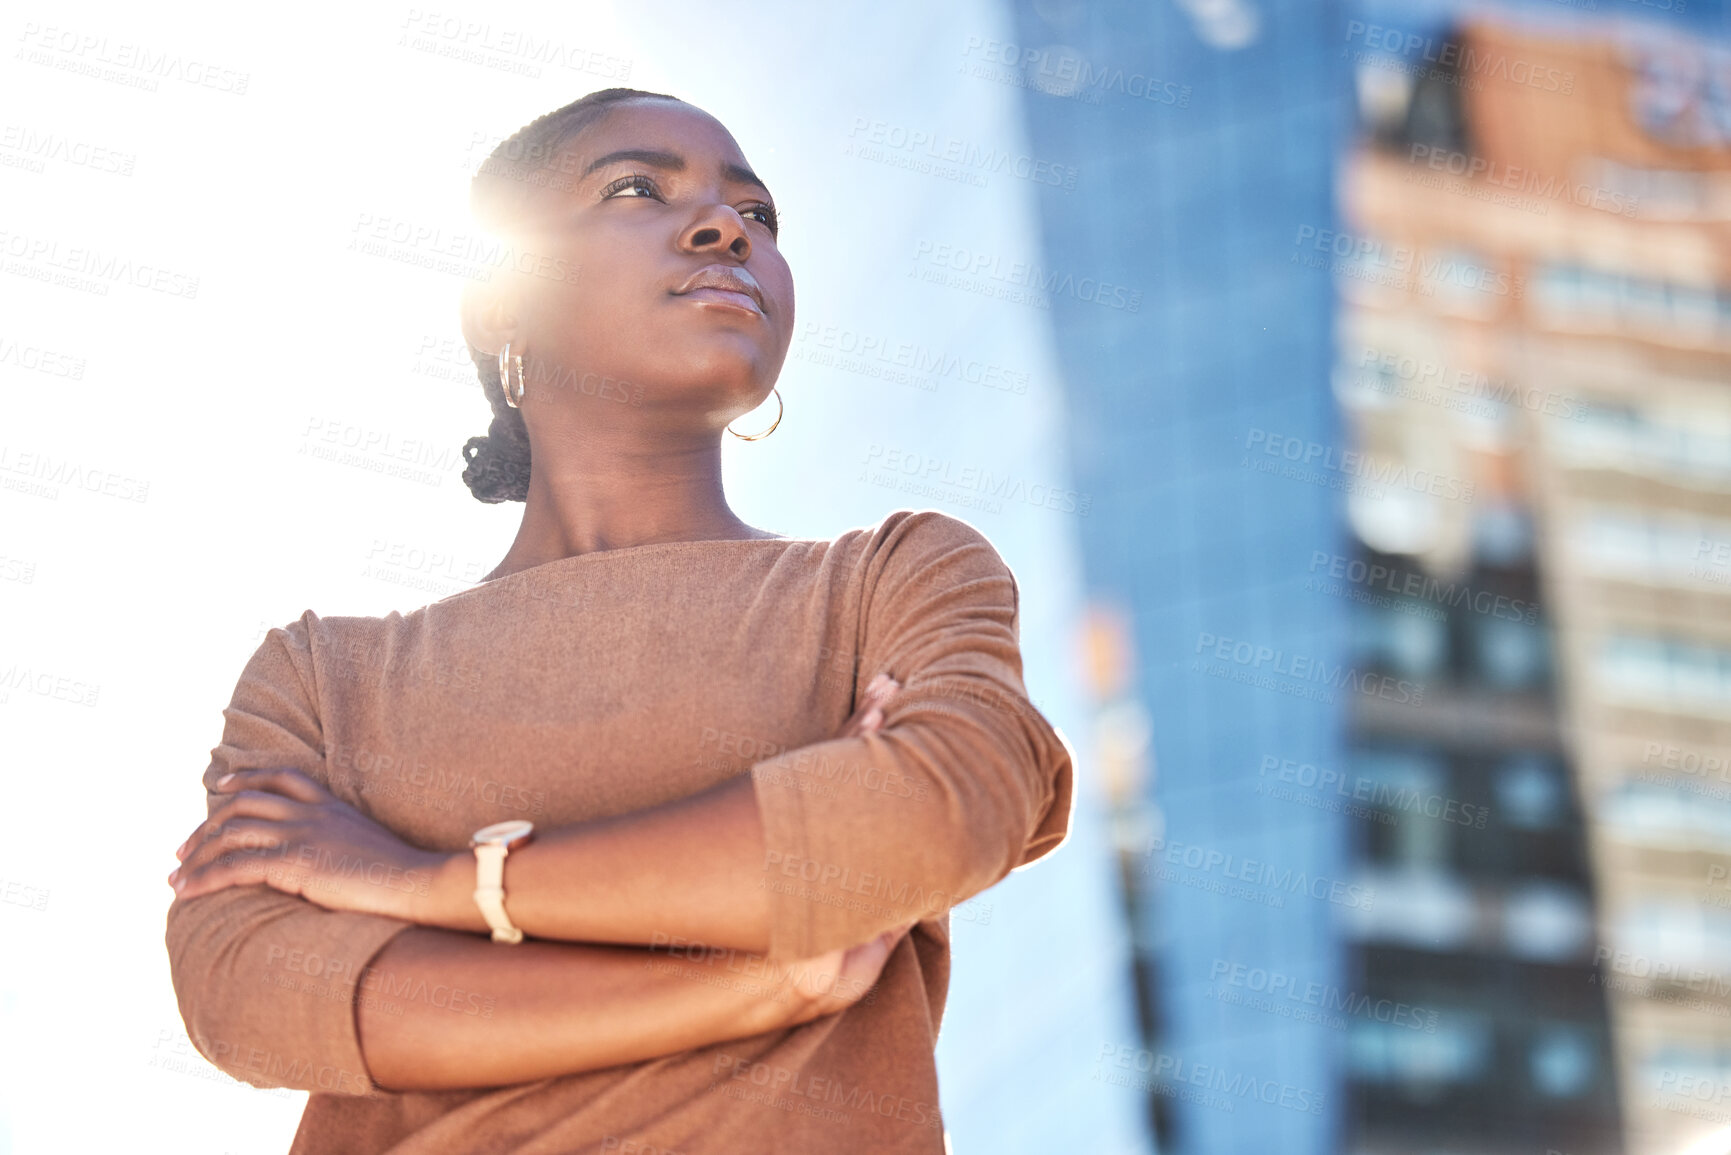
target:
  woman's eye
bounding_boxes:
[601,174,660,200]
[744,204,780,234]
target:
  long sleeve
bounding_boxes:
[749,511,1075,959]
[163,616,414,1097]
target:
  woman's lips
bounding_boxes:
[676,286,764,316]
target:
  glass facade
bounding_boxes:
[1003,2,1354,1151]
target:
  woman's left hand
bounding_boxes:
[167,767,449,921]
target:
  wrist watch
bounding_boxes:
[469,819,535,943]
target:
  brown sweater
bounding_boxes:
[164,509,1074,1154]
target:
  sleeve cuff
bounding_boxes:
[169,890,414,1097]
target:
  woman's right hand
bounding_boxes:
[776,923,916,1027]
[748,672,909,1030]
[838,672,900,739]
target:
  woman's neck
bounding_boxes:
[482,430,773,580]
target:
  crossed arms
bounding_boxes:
[163,513,1073,1095]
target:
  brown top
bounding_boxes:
[164,509,1074,1154]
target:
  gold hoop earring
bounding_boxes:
[499,343,525,409]
[727,387,782,441]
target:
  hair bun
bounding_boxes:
[461,419,531,503]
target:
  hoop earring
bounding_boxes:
[499,343,525,409]
[727,388,782,441]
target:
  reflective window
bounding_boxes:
[1348,1011,1494,1085]
[1352,598,1450,680]
[1495,756,1565,829]
[1529,1025,1597,1099]
[1600,778,1731,851]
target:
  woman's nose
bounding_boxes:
[680,205,751,261]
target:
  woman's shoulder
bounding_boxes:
[834,509,1016,599]
[253,607,409,665]
[837,508,1002,558]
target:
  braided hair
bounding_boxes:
[460,87,685,503]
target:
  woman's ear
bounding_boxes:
[459,276,517,356]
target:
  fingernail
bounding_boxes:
[216,773,235,787]
[863,706,883,730]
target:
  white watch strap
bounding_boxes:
[472,842,524,944]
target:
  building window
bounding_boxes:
[1468,614,1549,689]
[1613,901,1731,978]
[1532,261,1731,346]
[1352,598,1450,681]
[1595,634,1731,712]
[1348,1011,1494,1085]
[1572,504,1731,587]
[1501,881,1592,962]
[1599,778,1731,852]
[1528,1025,1598,1099]
[1495,755,1565,830]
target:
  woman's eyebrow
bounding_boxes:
[581,148,772,199]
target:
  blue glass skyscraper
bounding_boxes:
[1000,2,1353,1151]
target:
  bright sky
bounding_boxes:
[0,2,1146,1152]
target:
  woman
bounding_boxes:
[164,87,1074,1155]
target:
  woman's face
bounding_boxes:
[497,99,794,425]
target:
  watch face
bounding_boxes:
[472,819,534,847]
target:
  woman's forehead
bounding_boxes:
[563,100,749,172]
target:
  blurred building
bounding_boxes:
[1006,2,1353,1152]
[1336,12,1731,1154]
